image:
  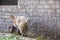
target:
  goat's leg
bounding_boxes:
[16,28,18,34]
[18,29,21,35]
[19,28,24,36]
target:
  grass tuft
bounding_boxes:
[0,33,20,40]
[36,34,53,40]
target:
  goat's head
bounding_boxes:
[5,13,14,20]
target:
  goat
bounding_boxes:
[5,13,29,36]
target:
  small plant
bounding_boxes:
[0,33,20,40]
[36,34,53,40]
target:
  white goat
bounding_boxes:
[5,13,29,36]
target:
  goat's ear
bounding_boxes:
[10,15,14,20]
[27,18,30,23]
[27,18,29,20]
[26,18,29,22]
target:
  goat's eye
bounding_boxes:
[18,20,20,22]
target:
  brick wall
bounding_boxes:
[0,0,60,38]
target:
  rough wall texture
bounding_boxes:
[0,0,60,39]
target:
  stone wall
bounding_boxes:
[0,0,60,39]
